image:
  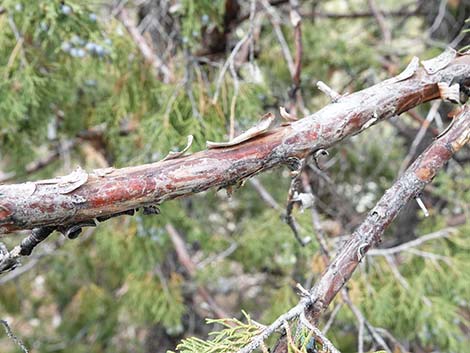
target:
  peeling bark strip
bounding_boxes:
[1,53,470,236]
[248,105,470,353]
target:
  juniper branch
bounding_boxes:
[1,52,469,237]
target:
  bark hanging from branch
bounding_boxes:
[1,54,469,236]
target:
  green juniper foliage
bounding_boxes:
[0,1,469,353]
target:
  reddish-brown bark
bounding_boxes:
[270,105,470,353]
[236,105,470,353]
[1,54,469,236]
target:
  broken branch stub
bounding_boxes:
[1,52,469,235]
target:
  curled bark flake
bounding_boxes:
[95,209,136,222]
[59,224,83,239]
[59,220,96,239]
[163,135,194,161]
[361,116,378,131]
[93,167,115,177]
[56,166,89,194]
[24,182,36,196]
[437,82,460,103]
[421,47,457,75]
[279,106,297,122]
[357,243,369,261]
[292,192,315,212]
[436,117,456,139]
[206,113,275,148]
[386,56,419,83]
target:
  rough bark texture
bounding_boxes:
[1,54,469,236]
[305,105,470,322]
[267,105,470,353]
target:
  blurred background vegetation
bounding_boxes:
[0,0,469,352]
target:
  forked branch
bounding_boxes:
[251,105,470,353]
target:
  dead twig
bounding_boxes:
[399,101,441,174]
[166,223,230,320]
[368,227,457,256]
[0,320,29,353]
[116,8,173,83]
[367,0,392,45]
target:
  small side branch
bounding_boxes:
[0,227,55,274]
[0,320,29,353]
[166,224,230,320]
[117,8,173,83]
[368,227,457,256]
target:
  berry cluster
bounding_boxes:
[61,36,111,58]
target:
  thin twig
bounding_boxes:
[196,242,238,269]
[341,292,391,353]
[428,0,447,35]
[367,0,392,45]
[399,101,441,174]
[166,223,230,319]
[0,227,55,274]
[0,320,29,353]
[7,15,27,67]
[368,227,457,256]
[212,34,249,104]
[322,303,342,334]
[261,0,295,76]
[299,312,341,353]
[249,178,283,211]
[229,59,239,140]
[117,8,173,83]
[407,110,440,136]
[316,81,341,103]
[284,168,311,246]
[301,174,392,353]
[385,255,410,290]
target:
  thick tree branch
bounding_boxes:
[1,53,469,237]
[303,104,470,323]
[244,104,470,353]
